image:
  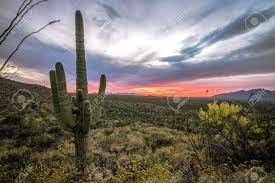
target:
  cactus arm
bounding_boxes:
[71,96,79,114]
[75,10,88,97]
[76,89,84,104]
[81,100,91,134]
[97,74,107,114]
[55,62,75,129]
[90,74,107,125]
[75,89,90,134]
[49,70,60,114]
[98,74,106,96]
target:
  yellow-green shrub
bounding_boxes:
[198,102,273,165]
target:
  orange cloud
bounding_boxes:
[63,81,228,97]
[129,84,227,97]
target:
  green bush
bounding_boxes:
[29,133,55,149]
[198,102,273,165]
[144,132,176,152]
[0,147,31,182]
[0,114,22,138]
[1,114,21,126]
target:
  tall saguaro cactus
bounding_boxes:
[49,10,106,173]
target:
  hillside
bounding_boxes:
[214,89,275,102]
[0,77,51,114]
[0,77,274,182]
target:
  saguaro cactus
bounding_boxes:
[49,10,106,172]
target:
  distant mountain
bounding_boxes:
[214,89,275,102]
[1,77,275,115]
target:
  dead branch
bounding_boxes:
[0,0,48,46]
[0,0,32,41]
[0,20,60,72]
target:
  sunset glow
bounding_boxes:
[129,86,226,97]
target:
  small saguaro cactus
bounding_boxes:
[49,10,106,172]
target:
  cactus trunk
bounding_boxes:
[49,10,107,174]
[75,133,88,172]
[75,10,89,172]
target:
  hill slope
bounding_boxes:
[214,89,275,102]
[0,77,50,114]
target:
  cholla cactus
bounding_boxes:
[49,10,106,172]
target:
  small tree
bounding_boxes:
[198,102,272,165]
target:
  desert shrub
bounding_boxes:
[198,163,273,183]
[198,102,273,165]
[96,134,117,152]
[0,124,16,138]
[28,133,55,149]
[144,132,176,151]
[14,116,43,147]
[0,146,31,182]
[14,160,78,183]
[0,114,22,138]
[47,124,62,134]
[0,111,64,150]
[93,152,113,168]
[97,126,144,149]
[1,113,22,126]
[112,156,174,183]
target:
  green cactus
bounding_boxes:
[49,10,106,173]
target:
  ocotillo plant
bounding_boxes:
[49,10,106,172]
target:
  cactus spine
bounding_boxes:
[49,10,106,173]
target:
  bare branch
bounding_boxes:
[0,20,60,72]
[18,0,30,15]
[0,0,48,46]
[18,0,33,15]
[0,0,32,41]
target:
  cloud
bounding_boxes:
[96,1,121,20]
[0,0,275,94]
[161,6,275,63]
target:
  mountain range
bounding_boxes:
[214,89,275,102]
[1,77,275,113]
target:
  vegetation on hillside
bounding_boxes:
[0,95,274,182]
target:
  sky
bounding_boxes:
[0,0,275,97]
